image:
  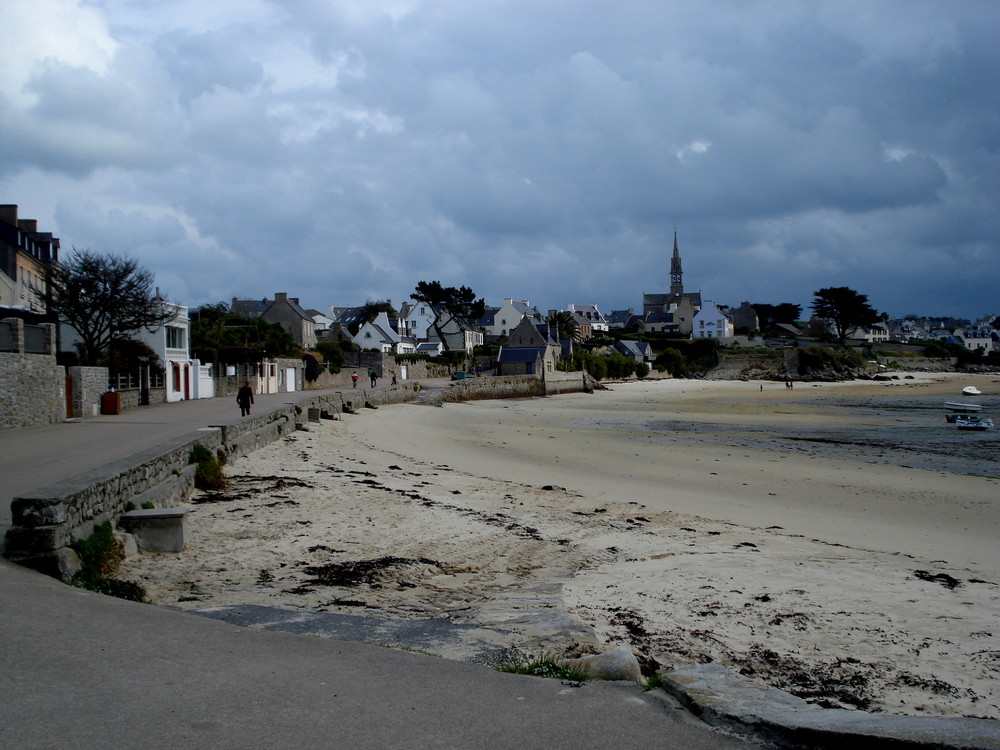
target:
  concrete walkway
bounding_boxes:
[0,560,756,749]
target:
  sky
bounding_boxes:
[2,1,998,322]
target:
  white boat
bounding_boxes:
[963,386,982,396]
[955,415,993,431]
[944,401,982,413]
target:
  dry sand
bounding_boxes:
[121,372,1000,720]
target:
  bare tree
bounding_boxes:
[49,249,175,365]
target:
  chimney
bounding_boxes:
[275,292,288,302]
[18,219,38,233]
[0,205,17,225]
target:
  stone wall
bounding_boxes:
[4,369,595,577]
[544,370,597,395]
[442,375,545,402]
[0,352,65,430]
[6,427,225,573]
[68,366,107,418]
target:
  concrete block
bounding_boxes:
[117,508,187,553]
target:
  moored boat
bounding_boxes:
[955,415,993,431]
[944,401,982,413]
[963,386,982,396]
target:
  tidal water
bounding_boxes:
[647,392,1000,479]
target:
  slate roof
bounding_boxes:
[615,340,651,359]
[498,346,544,363]
[231,297,270,317]
[478,307,499,328]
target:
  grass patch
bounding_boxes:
[491,650,590,682]
[69,521,146,603]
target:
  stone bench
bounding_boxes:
[117,508,187,553]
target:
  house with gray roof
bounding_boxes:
[262,292,316,349]
[614,339,653,363]
[485,298,542,338]
[353,311,412,353]
[231,297,270,317]
[497,316,560,376]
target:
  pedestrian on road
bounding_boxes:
[236,381,254,417]
[351,372,359,388]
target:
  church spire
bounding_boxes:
[669,230,683,297]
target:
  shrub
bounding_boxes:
[189,443,226,490]
[69,521,146,603]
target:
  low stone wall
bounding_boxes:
[5,428,226,575]
[545,370,597,395]
[442,375,545,402]
[4,370,598,577]
[880,356,958,372]
[0,352,65,430]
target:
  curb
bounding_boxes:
[661,663,1000,749]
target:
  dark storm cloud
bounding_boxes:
[1,1,997,318]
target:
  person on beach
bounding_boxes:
[369,370,378,388]
[236,381,254,417]
[391,373,397,386]
[351,372,359,388]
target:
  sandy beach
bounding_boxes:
[121,372,1000,720]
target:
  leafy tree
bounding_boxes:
[412,281,485,352]
[49,249,174,365]
[753,302,802,335]
[546,310,579,342]
[315,340,346,373]
[810,287,879,345]
[190,304,296,361]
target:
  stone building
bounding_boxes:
[262,292,317,349]
[0,205,60,317]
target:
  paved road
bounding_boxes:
[0,386,758,749]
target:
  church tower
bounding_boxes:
[669,230,683,297]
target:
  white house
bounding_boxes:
[846,324,890,345]
[692,300,733,340]
[353,311,401,353]
[399,300,436,340]
[948,328,994,354]
[134,302,214,402]
[486,299,541,337]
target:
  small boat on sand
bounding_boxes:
[955,415,993,430]
[963,386,982,396]
[944,401,982,413]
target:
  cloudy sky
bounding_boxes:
[2,1,998,321]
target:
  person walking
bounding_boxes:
[351,372,359,388]
[369,370,378,388]
[236,381,254,417]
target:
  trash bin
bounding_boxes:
[101,391,121,415]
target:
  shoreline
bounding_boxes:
[120,372,1000,720]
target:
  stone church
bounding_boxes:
[642,232,702,336]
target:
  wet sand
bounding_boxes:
[121,372,1000,719]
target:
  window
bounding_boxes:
[165,326,185,349]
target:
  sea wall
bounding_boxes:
[4,371,596,577]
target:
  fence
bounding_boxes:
[110,370,165,391]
